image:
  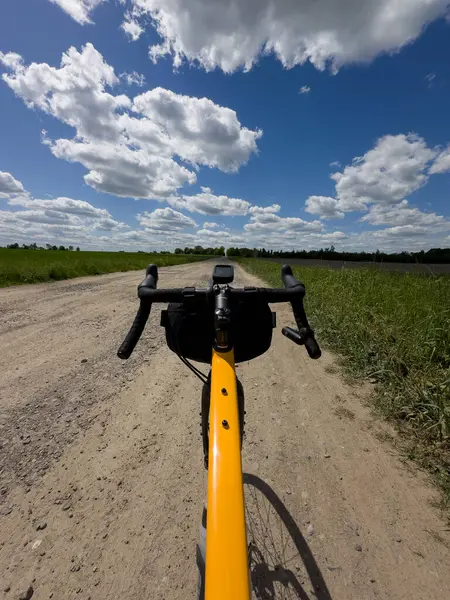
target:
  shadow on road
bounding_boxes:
[244,473,332,600]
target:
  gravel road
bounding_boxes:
[0,260,449,600]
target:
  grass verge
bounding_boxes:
[0,249,211,287]
[236,257,450,509]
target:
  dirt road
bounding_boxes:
[0,260,448,600]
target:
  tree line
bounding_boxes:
[5,242,450,263]
[6,243,81,251]
[4,243,225,255]
[226,246,450,264]
[174,246,225,256]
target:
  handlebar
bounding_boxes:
[117,263,321,360]
[117,304,151,359]
[280,265,321,359]
[117,264,158,359]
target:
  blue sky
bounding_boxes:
[1,0,450,251]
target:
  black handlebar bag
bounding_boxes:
[161,298,274,364]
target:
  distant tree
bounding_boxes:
[223,245,450,264]
[6,240,449,264]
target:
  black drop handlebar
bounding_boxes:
[280,264,321,359]
[117,264,321,360]
[116,264,158,359]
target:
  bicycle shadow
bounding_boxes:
[244,473,333,600]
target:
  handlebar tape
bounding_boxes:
[281,265,321,359]
[305,336,321,359]
[281,264,305,295]
[117,304,152,359]
[138,263,158,291]
[117,264,158,359]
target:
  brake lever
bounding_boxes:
[282,326,309,345]
[282,326,321,359]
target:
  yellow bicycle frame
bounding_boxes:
[205,348,250,600]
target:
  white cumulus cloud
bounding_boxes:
[305,196,344,219]
[125,0,449,73]
[0,171,25,197]
[331,134,437,211]
[361,200,447,228]
[196,228,241,241]
[0,173,128,248]
[245,211,323,234]
[2,170,447,252]
[0,44,261,200]
[373,224,432,237]
[120,70,146,87]
[248,204,281,215]
[0,51,23,71]
[121,11,144,41]
[48,0,106,24]
[168,188,251,215]
[429,146,450,174]
[8,194,114,220]
[307,133,444,220]
[203,221,219,229]
[302,134,450,250]
[133,88,261,172]
[138,207,197,232]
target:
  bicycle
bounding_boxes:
[117,262,321,600]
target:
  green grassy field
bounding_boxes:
[236,257,450,507]
[0,249,211,287]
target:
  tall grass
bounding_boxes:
[237,258,450,506]
[0,249,211,287]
